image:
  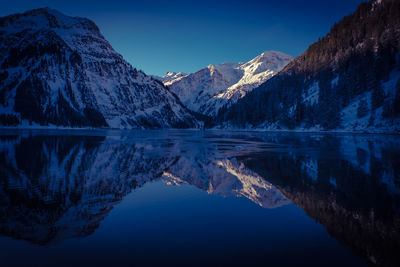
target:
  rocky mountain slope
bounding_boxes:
[0,8,199,128]
[163,51,293,116]
[215,0,400,133]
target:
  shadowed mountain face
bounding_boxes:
[0,8,198,128]
[0,130,399,266]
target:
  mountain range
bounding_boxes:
[156,51,293,116]
[0,0,399,132]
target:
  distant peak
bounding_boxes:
[260,51,275,56]
[34,7,59,14]
[0,7,100,33]
[21,7,69,19]
[259,50,292,58]
[162,72,188,83]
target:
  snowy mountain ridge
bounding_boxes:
[162,51,293,116]
[163,71,188,85]
[0,8,199,128]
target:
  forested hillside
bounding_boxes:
[215,0,400,132]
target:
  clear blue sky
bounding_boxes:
[1,0,367,76]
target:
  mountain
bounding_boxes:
[151,71,188,84]
[0,8,199,128]
[163,51,293,117]
[215,0,400,133]
[162,71,188,85]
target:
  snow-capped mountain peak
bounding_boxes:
[0,8,199,128]
[162,51,293,116]
[1,7,101,37]
[242,50,293,75]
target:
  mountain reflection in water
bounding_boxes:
[0,130,399,266]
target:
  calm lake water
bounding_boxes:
[0,129,399,267]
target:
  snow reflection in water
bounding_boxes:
[0,130,399,266]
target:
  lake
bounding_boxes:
[0,129,399,266]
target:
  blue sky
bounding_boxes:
[1,0,367,76]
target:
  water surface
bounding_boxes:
[0,129,399,266]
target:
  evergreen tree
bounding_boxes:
[0,114,20,126]
[215,0,400,130]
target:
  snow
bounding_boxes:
[162,72,188,85]
[302,81,319,106]
[234,69,400,134]
[163,51,293,116]
[341,91,372,131]
[339,69,400,133]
